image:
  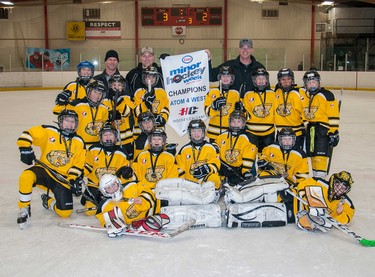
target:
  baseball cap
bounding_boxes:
[105,50,119,62]
[239,39,253,48]
[141,47,154,55]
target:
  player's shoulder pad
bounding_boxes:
[319,88,336,101]
[291,148,308,158]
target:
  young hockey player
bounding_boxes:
[16,109,86,229]
[204,66,241,142]
[133,66,170,137]
[55,61,95,105]
[53,80,109,147]
[95,174,170,237]
[81,124,134,216]
[132,129,179,190]
[176,119,221,190]
[300,70,340,178]
[241,68,276,153]
[294,171,354,232]
[215,110,258,185]
[133,111,156,159]
[274,68,305,149]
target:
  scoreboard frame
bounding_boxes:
[141,7,223,26]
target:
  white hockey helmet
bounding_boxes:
[99,174,123,202]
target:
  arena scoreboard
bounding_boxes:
[141,7,222,26]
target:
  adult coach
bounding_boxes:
[208,38,266,97]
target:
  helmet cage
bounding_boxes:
[77,61,94,85]
[278,128,296,151]
[148,129,167,152]
[58,110,79,136]
[99,174,122,201]
[142,66,159,89]
[252,69,269,91]
[99,125,118,147]
[109,74,126,93]
[229,111,246,135]
[138,111,156,135]
[188,120,206,145]
[328,171,353,201]
[86,81,105,107]
[217,66,235,89]
[277,68,295,91]
[303,70,321,94]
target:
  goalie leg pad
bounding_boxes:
[226,202,287,228]
[161,204,222,228]
[103,206,127,238]
[156,178,216,205]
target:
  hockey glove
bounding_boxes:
[242,170,253,180]
[211,97,227,111]
[234,101,244,112]
[192,164,211,179]
[108,110,122,122]
[165,143,178,156]
[116,166,133,179]
[19,147,36,165]
[69,177,83,197]
[155,114,166,126]
[143,92,156,110]
[55,89,72,105]
[328,130,339,147]
[257,159,275,171]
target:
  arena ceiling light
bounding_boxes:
[320,1,334,5]
[0,1,14,5]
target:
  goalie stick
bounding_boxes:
[286,189,375,247]
[59,218,196,239]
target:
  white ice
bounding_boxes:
[1,89,374,277]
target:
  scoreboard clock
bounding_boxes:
[141,7,222,26]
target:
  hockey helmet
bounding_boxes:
[217,66,235,89]
[77,61,94,85]
[99,123,118,147]
[278,127,296,151]
[58,109,79,137]
[142,66,159,89]
[251,68,269,92]
[138,111,156,135]
[328,171,353,201]
[229,110,246,136]
[86,80,106,107]
[99,173,123,202]
[303,70,321,94]
[148,128,167,153]
[188,119,206,145]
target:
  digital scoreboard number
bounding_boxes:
[141,7,222,26]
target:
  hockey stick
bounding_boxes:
[59,218,196,239]
[75,197,134,214]
[327,89,343,175]
[286,189,375,247]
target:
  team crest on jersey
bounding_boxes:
[276,103,292,117]
[48,137,56,143]
[303,106,318,120]
[220,103,231,116]
[145,167,164,182]
[225,149,240,164]
[126,204,141,219]
[47,150,73,167]
[151,100,160,114]
[95,167,116,179]
[85,121,104,136]
[253,104,272,118]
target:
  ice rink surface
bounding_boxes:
[1,89,374,277]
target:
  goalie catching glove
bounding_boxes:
[131,214,170,232]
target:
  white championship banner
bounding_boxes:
[161,50,209,137]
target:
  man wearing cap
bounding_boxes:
[94,49,122,92]
[208,39,266,98]
[126,46,163,100]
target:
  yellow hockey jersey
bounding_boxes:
[63,80,87,101]
[242,89,276,136]
[259,144,309,185]
[17,124,86,189]
[215,131,258,174]
[274,88,304,136]
[133,150,179,190]
[294,177,355,224]
[204,88,241,140]
[84,144,133,188]
[176,142,221,185]
[53,99,109,146]
[299,88,340,133]
[96,182,160,226]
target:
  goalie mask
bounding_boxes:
[109,74,126,97]
[303,70,321,95]
[328,171,353,201]
[217,66,235,89]
[142,66,159,90]
[99,124,118,149]
[278,127,296,151]
[229,110,246,136]
[77,61,94,86]
[99,174,123,202]
[86,80,106,107]
[58,109,79,137]
[138,111,156,135]
[277,68,294,92]
[148,128,167,153]
[188,119,206,146]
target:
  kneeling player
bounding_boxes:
[96,174,169,237]
[294,171,354,232]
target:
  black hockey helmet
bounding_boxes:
[99,123,118,147]
[86,80,106,107]
[278,127,296,151]
[328,171,354,201]
[58,109,79,137]
[138,111,156,135]
[303,70,321,94]
[148,128,167,153]
[188,119,206,145]
[251,68,269,91]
